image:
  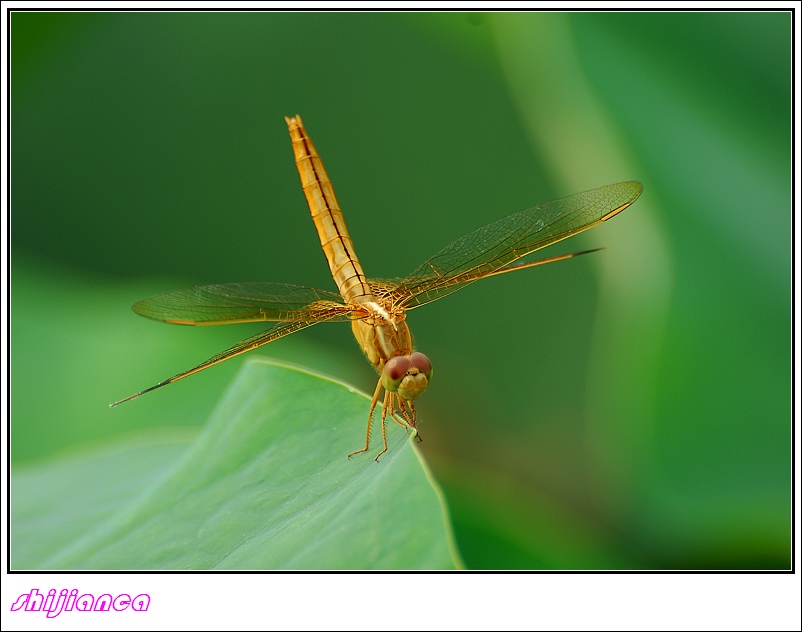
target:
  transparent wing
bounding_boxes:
[132,282,351,325]
[110,318,330,407]
[392,181,642,309]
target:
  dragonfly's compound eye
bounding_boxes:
[382,355,411,392]
[409,352,433,381]
[397,352,432,401]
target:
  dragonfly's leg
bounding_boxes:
[375,391,392,462]
[397,398,413,427]
[387,396,408,430]
[396,398,416,438]
[348,379,383,459]
[388,413,408,430]
[406,400,422,443]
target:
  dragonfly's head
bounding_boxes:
[381,352,433,401]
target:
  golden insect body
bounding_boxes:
[287,116,429,457]
[112,115,643,461]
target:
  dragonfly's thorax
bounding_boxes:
[351,300,412,371]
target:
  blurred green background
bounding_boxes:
[11,12,790,569]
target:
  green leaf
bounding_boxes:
[12,358,462,570]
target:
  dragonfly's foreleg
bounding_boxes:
[397,398,415,428]
[388,398,409,430]
[375,391,393,462]
[348,379,383,459]
[398,399,422,443]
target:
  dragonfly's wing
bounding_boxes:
[113,285,356,406]
[132,282,351,325]
[110,318,331,407]
[393,181,642,309]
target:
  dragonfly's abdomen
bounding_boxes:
[286,116,374,306]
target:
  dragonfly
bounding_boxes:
[111,115,643,461]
